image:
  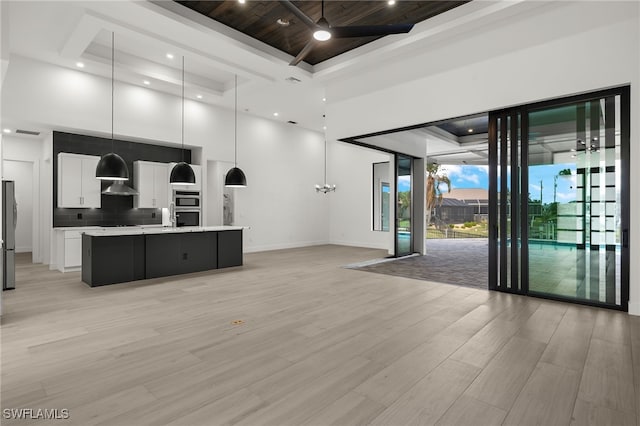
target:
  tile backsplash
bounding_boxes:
[53,131,190,228]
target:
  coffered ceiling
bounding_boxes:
[176,1,469,65]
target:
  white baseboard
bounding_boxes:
[329,240,389,250]
[244,240,330,254]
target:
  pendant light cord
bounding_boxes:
[321,0,325,18]
[181,56,185,163]
[324,138,327,184]
[111,32,115,152]
[234,74,238,166]
[323,113,327,184]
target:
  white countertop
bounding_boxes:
[53,225,164,231]
[82,226,244,236]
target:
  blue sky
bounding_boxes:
[398,163,580,204]
[438,163,577,204]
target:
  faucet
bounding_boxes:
[169,202,176,227]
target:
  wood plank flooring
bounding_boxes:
[1,246,639,425]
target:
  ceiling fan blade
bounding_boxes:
[331,23,414,38]
[278,0,318,30]
[289,39,317,66]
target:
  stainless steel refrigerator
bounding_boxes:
[2,180,16,290]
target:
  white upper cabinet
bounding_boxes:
[57,153,101,208]
[134,161,169,209]
[168,163,202,191]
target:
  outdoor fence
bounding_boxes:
[426,229,488,239]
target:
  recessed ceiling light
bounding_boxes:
[468,128,474,133]
[76,62,85,68]
[166,53,174,59]
[2,128,11,134]
[196,94,203,99]
[322,97,326,102]
[273,112,279,117]
[277,18,290,26]
[388,0,396,5]
[238,0,245,4]
[143,80,150,85]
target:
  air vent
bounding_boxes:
[287,120,298,125]
[285,76,301,84]
[16,129,41,136]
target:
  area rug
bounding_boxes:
[349,239,488,289]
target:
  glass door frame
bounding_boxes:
[488,86,630,311]
[395,153,414,257]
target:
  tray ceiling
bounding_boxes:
[175,1,469,65]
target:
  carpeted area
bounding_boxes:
[352,239,489,289]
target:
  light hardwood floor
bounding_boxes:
[1,246,638,426]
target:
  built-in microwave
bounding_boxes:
[174,190,200,208]
[175,210,200,227]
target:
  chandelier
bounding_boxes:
[315,113,335,194]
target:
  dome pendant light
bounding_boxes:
[225,75,247,188]
[170,56,196,185]
[96,32,129,181]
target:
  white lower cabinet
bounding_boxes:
[54,228,99,272]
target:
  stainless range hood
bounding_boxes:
[102,181,139,196]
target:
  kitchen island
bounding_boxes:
[81,226,243,287]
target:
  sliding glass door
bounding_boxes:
[489,87,629,310]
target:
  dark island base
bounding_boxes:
[82,230,242,287]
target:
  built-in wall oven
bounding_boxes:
[173,190,201,227]
[175,210,200,227]
[174,191,201,208]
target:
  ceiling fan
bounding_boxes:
[279,0,415,66]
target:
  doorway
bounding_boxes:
[2,160,35,257]
[489,86,630,310]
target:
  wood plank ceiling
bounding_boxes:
[175,1,470,65]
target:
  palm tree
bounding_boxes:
[426,163,451,229]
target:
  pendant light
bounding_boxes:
[315,113,335,193]
[170,56,196,185]
[96,32,129,181]
[225,75,247,187]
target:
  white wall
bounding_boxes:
[326,2,638,136]
[234,115,329,252]
[329,141,392,251]
[325,2,640,314]
[1,56,329,253]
